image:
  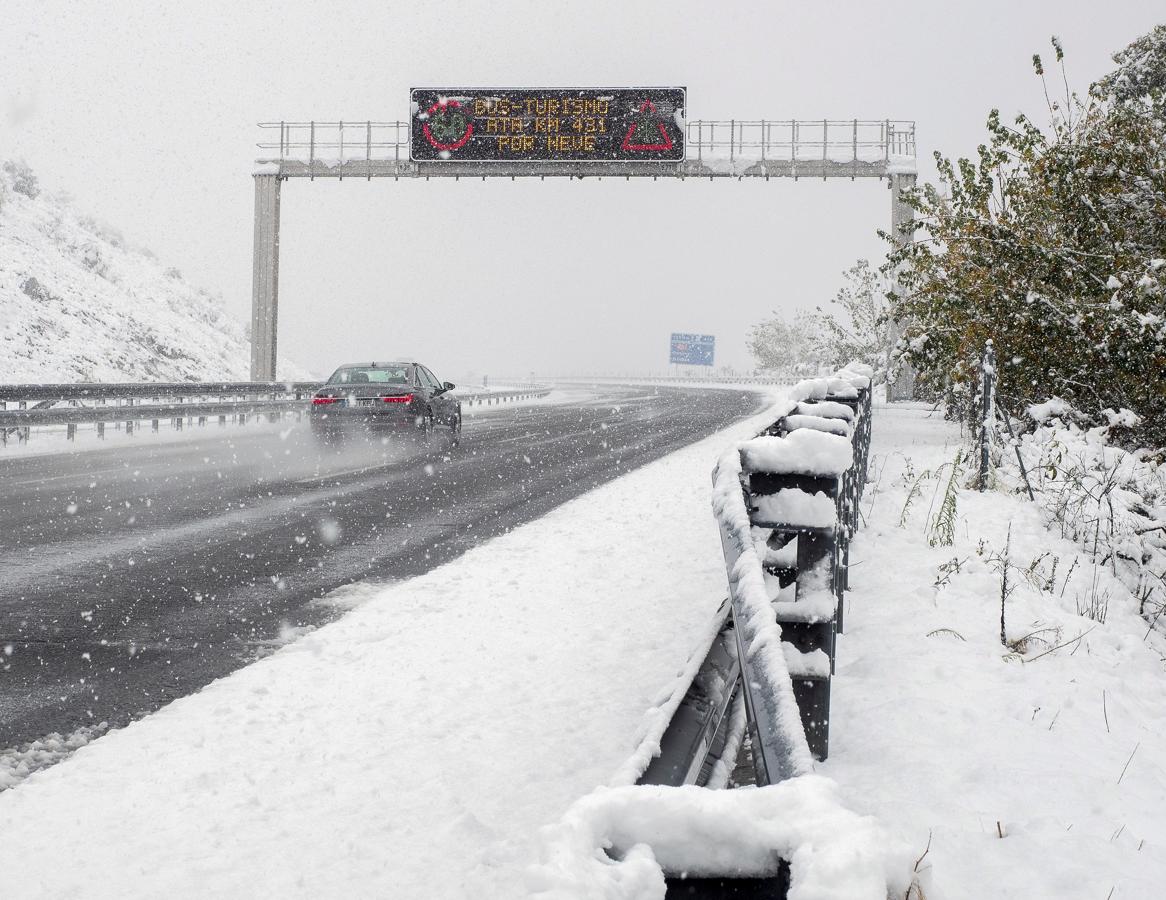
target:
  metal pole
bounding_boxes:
[999,402,1036,501]
[791,121,798,178]
[822,118,827,175]
[852,119,858,179]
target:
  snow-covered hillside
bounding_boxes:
[0,160,296,383]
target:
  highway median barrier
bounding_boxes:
[0,382,552,446]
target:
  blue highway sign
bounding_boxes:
[670,333,715,366]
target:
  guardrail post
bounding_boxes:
[792,527,835,758]
[979,340,996,491]
[744,463,839,763]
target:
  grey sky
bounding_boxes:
[2,1,1160,378]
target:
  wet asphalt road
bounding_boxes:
[0,386,763,751]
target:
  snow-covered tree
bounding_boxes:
[810,259,893,380]
[887,32,1166,445]
[1096,24,1166,104]
[746,309,823,374]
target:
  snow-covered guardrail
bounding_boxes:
[712,368,872,777]
[0,381,552,446]
[612,365,880,898]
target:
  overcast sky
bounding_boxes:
[2,1,1160,379]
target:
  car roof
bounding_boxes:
[333,361,416,369]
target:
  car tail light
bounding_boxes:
[381,394,414,404]
[312,396,340,405]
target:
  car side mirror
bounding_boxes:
[443,381,456,392]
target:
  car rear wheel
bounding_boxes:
[418,412,435,449]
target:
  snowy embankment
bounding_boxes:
[826,403,1166,899]
[0,388,787,898]
[0,160,305,382]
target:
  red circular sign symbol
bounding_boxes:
[422,99,474,151]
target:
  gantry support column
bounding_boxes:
[250,174,282,382]
[886,173,917,402]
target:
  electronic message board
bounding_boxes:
[410,88,685,162]
[670,333,715,366]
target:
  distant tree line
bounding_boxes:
[746,259,893,381]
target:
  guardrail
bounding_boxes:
[634,365,875,896]
[0,381,552,446]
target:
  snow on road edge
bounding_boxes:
[823,402,1166,900]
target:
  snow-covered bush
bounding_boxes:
[746,308,824,375]
[20,276,56,305]
[78,241,114,281]
[77,214,125,248]
[2,159,40,199]
[997,406,1166,631]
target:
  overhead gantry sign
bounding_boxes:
[410,88,686,162]
[250,88,917,390]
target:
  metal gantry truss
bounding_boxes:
[256,118,915,180]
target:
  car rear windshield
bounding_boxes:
[327,366,410,385]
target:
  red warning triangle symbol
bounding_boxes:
[621,99,674,152]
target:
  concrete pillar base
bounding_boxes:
[250,174,281,381]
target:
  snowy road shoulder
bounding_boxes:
[823,402,1166,899]
[0,389,780,899]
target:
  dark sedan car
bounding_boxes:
[309,361,461,445]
